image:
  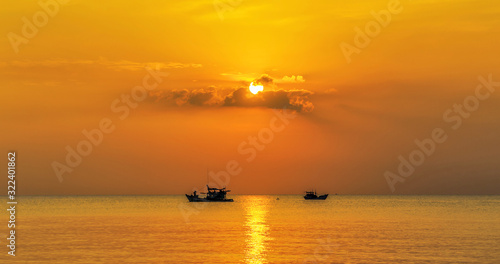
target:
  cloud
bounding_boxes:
[148,74,314,112]
[149,86,224,107]
[149,86,314,113]
[252,74,274,86]
[280,75,305,83]
[4,58,202,71]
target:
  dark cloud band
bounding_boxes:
[148,87,314,113]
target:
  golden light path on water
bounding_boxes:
[244,196,271,264]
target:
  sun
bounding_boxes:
[249,82,264,94]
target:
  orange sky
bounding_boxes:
[1,0,499,195]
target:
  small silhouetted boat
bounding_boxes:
[304,190,328,200]
[186,185,234,202]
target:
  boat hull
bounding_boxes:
[185,194,234,202]
[304,194,328,200]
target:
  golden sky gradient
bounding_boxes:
[1,0,499,194]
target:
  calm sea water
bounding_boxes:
[2,195,499,263]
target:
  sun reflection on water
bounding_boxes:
[244,196,271,264]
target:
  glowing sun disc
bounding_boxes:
[249,82,264,94]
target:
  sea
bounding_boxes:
[2,195,499,263]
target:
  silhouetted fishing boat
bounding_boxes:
[304,190,328,200]
[186,185,234,202]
